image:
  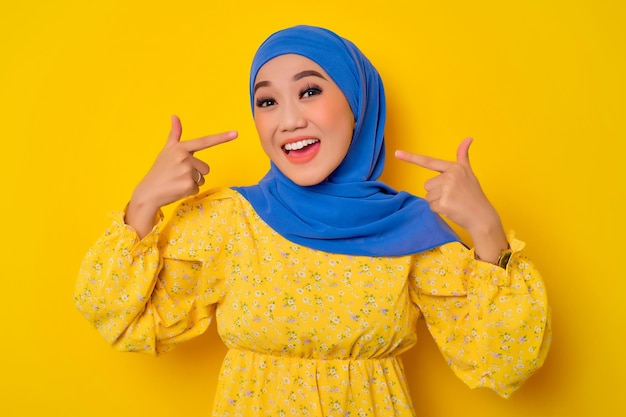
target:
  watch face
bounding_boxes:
[498,250,513,269]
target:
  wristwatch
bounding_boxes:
[476,247,512,269]
[496,248,513,269]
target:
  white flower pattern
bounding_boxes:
[75,188,551,416]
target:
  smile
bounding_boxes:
[281,137,321,164]
[283,138,320,154]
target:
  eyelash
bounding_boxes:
[255,83,323,108]
[255,97,275,108]
[300,83,322,98]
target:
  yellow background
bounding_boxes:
[1,0,624,416]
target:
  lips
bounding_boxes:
[281,137,321,164]
[283,138,320,153]
[283,139,319,153]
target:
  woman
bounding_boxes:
[75,25,550,416]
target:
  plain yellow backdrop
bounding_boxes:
[1,0,624,416]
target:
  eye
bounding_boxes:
[300,84,322,99]
[255,97,276,108]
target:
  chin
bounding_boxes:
[289,176,325,187]
[274,161,332,187]
[281,169,330,187]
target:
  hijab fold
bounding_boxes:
[233,25,458,256]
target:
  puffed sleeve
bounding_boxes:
[74,192,229,355]
[408,232,551,398]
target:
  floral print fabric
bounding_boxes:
[75,188,550,416]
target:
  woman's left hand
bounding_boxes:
[395,138,508,262]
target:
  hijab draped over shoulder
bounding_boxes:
[233,25,458,256]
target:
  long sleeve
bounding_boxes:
[74,206,221,355]
[409,233,551,398]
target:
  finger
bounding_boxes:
[182,130,238,154]
[192,169,205,186]
[423,174,443,193]
[394,150,453,173]
[166,115,183,146]
[191,157,210,176]
[456,137,473,168]
[424,187,440,204]
[428,199,446,217]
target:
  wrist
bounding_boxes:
[126,199,159,221]
[469,214,508,265]
[465,205,503,239]
[129,184,162,215]
[125,190,161,239]
[475,246,512,269]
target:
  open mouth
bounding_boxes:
[282,138,320,155]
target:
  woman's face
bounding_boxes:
[253,54,355,186]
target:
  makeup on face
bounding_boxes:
[253,54,354,186]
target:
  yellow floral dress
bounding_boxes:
[74,188,550,416]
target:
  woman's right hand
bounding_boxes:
[125,115,238,238]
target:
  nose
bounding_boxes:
[279,101,307,132]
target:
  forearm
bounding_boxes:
[413,238,551,397]
[75,205,221,355]
[74,212,163,344]
[468,207,509,265]
[125,196,161,239]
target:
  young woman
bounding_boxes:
[75,25,550,416]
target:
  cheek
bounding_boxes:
[327,101,355,147]
[254,114,288,164]
[254,115,272,144]
[327,90,354,124]
[253,114,265,134]
[253,116,273,159]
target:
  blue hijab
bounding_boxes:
[233,25,458,256]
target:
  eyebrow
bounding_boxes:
[253,70,328,93]
[293,70,327,82]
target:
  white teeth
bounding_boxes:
[284,139,319,151]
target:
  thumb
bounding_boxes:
[456,137,473,167]
[166,115,183,146]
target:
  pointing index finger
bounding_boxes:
[182,130,238,153]
[394,150,453,173]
